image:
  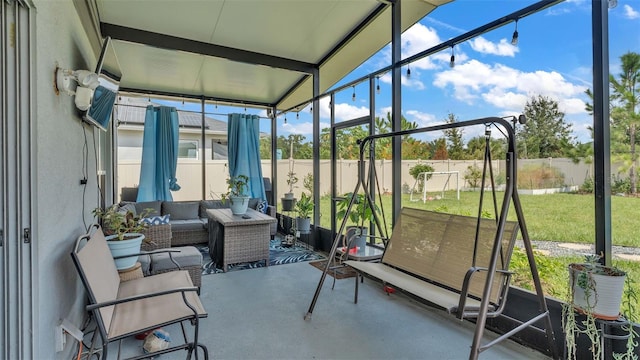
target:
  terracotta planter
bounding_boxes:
[569,263,626,320]
[106,233,145,270]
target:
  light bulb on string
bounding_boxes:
[376,76,380,94]
[449,46,455,68]
[352,86,356,102]
[511,20,519,46]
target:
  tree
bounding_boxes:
[609,52,640,193]
[466,136,506,160]
[520,95,575,159]
[443,113,465,160]
[431,138,448,160]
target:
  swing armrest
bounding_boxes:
[456,267,514,319]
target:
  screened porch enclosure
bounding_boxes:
[91,0,632,358]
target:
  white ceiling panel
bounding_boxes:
[90,0,451,110]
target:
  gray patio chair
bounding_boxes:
[71,224,209,360]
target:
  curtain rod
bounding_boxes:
[115,101,270,119]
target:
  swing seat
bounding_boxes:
[345,207,519,319]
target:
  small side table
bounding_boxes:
[118,262,143,282]
[336,244,384,262]
[332,244,384,289]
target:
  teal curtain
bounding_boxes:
[228,113,266,201]
[137,105,181,201]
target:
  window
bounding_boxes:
[179,140,198,159]
[212,140,228,160]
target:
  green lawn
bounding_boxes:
[313,191,640,247]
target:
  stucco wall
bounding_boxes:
[32,1,100,358]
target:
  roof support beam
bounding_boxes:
[100,22,316,74]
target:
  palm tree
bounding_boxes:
[610,52,640,193]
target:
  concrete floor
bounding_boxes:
[107,261,551,359]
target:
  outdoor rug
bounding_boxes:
[197,237,325,275]
[309,259,358,279]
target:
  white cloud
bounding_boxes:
[433,59,587,114]
[316,97,370,121]
[624,4,640,19]
[469,37,518,57]
[379,72,426,91]
[281,121,330,135]
[405,110,438,127]
[402,23,442,61]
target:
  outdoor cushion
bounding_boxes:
[169,219,207,231]
[199,200,227,218]
[150,246,202,273]
[135,201,162,217]
[162,201,200,220]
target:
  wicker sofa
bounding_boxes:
[121,199,276,246]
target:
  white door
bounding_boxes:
[1,1,34,358]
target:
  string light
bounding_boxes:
[511,20,519,46]
[352,86,356,102]
[376,76,380,94]
[449,46,455,68]
[284,115,287,124]
[406,64,411,78]
[296,112,299,119]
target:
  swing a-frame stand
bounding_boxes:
[305,116,558,360]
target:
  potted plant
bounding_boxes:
[563,254,636,359]
[93,205,152,270]
[295,192,313,233]
[221,174,250,215]
[568,254,626,320]
[336,192,380,252]
[281,171,298,211]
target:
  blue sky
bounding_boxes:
[276,0,640,144]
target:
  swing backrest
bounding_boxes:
[382,207,519,304]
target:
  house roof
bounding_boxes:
[80,0,451,111]
[116,97,227,132]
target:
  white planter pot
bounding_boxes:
[229,196,250,215]
[296,217,311,233]
[106,233,145,270]
[569,263,626,320]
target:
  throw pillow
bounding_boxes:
[140,214,170,225]
[257,200,268,214]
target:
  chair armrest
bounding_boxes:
[86,286,199,311]
[267,205,276,217]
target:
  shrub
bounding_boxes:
[464,165,482,188]
[580,177,594,194]
[612,175,631,194]
[409,163,435,193]
[517,164,565,190]
[303,173,313,194]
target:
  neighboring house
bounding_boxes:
[116,96,229,161]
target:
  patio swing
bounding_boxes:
[305,116,558,360]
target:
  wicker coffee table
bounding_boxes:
[207,208,277,272]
